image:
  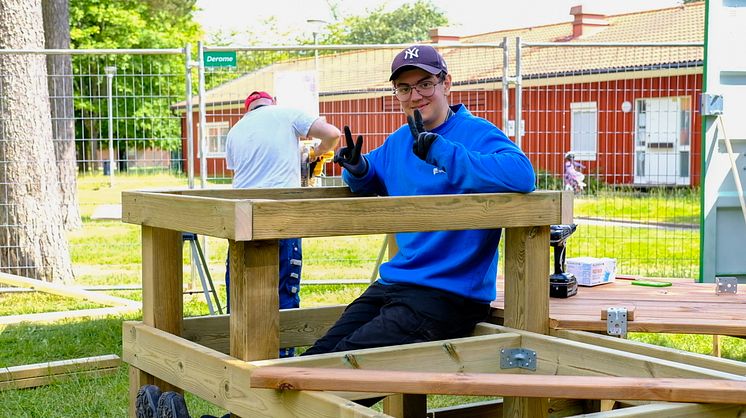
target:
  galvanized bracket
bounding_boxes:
[716,277,738,295]
[607,307,628,338]
[500,348,536,371]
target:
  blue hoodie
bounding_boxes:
[343,104,536,303]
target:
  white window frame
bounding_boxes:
[202,121,230,157]
[570,101,598,161]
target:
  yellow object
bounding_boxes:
[309,147,334,177]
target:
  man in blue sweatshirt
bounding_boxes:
[303,44,536,356]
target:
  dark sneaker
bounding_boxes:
[157,391,191,418]
[135,385,162,418]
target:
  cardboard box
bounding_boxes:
[566,257,617,286]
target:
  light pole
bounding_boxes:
[306,19,327,77]
[104,66,117,187]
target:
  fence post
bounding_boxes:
[184,44,195,189]
[515,36,523,150]
[197,41,207,188]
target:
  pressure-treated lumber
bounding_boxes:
[551,329,746,376]
[250,366,746,404]
[0,272,139,308]
[123,322,385,418]
[123,190,572,240]
[0,355,120,391]
[181,305,346,353]
[578,403,746,417]
[130,226,183,416]
[229,239,279,361]
[491,279,746,336]
[0,305,139,326]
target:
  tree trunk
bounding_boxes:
[43,0,81,230]
[0,0,74,283]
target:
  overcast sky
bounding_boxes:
[195,0,683,41]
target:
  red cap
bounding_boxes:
[244,91,273,111]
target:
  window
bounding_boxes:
[570,102,597,161]
[205,121,230,156]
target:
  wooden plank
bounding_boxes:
[383,394,426,418]
[122,322,386,418]
[490,279,746,336]
[122,191,564,240]
[504,226,550,418]
[229,240,279,361]
[250,366,746,404]
[181,306,346,354]
[0,272,139,308]
[0,355,121,390]
[479,324,746,380]
[577,403,746,417]
[0,305,139,326]
[561,190,574,224]
[248,192,563,239]
[122,192,251,240]
[251,333,521,373]
[550,329,746,376]
[165,186,356,200]
[0,368,119,391]
[132,226,184,415]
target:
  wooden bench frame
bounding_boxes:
[121,187,746,417]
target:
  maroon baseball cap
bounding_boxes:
[244,91,273,111]
[389,45,448,81]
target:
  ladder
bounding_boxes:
[182,232,223,315]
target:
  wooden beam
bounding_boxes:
[122,322,385,418]
[164,186,356,200]
[123,191,565,240]
[0,305,139,326]
[577,402,746,417]
[551,329,746,376]
[131,226,184,416]
[0,272,139,308]
[479,324,746,380]
[250,366,746,404]
[250,333,522,373]
[181,305,346,354]
[122,192,251,240]
[0,355,120,391]
[229,239,279,361]
[503,226,550,418]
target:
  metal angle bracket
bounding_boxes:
[716,277,738,295]
[500,348,537,371]
[607,307,628,338]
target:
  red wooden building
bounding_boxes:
[174,2,704,187]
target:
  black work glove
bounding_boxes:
[407,109,441,161]
[333,126,368,177]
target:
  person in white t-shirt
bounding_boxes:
[225,91,340,357]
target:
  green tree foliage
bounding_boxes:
[322,0,448,45]
[69,0,201,161]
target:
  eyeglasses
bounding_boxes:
[393,78,443,101]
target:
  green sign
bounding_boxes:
[203,51,237,68]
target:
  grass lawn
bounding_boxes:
[1,174,739,416]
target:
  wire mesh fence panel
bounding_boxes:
[0,38,707,286]
[518,42,703,279]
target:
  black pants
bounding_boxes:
[303,281,490,356]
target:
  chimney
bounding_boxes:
[428,27,461,44]
[570,4,608,38]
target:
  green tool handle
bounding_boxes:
[631,280,672,287]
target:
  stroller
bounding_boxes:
[563,152,586,193]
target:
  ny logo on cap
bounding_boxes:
[404,47,419,60]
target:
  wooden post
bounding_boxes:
[129,226,183,417]
[503,226,550,418]
[229,239,279,361]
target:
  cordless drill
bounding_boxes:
[550,224,578,298]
